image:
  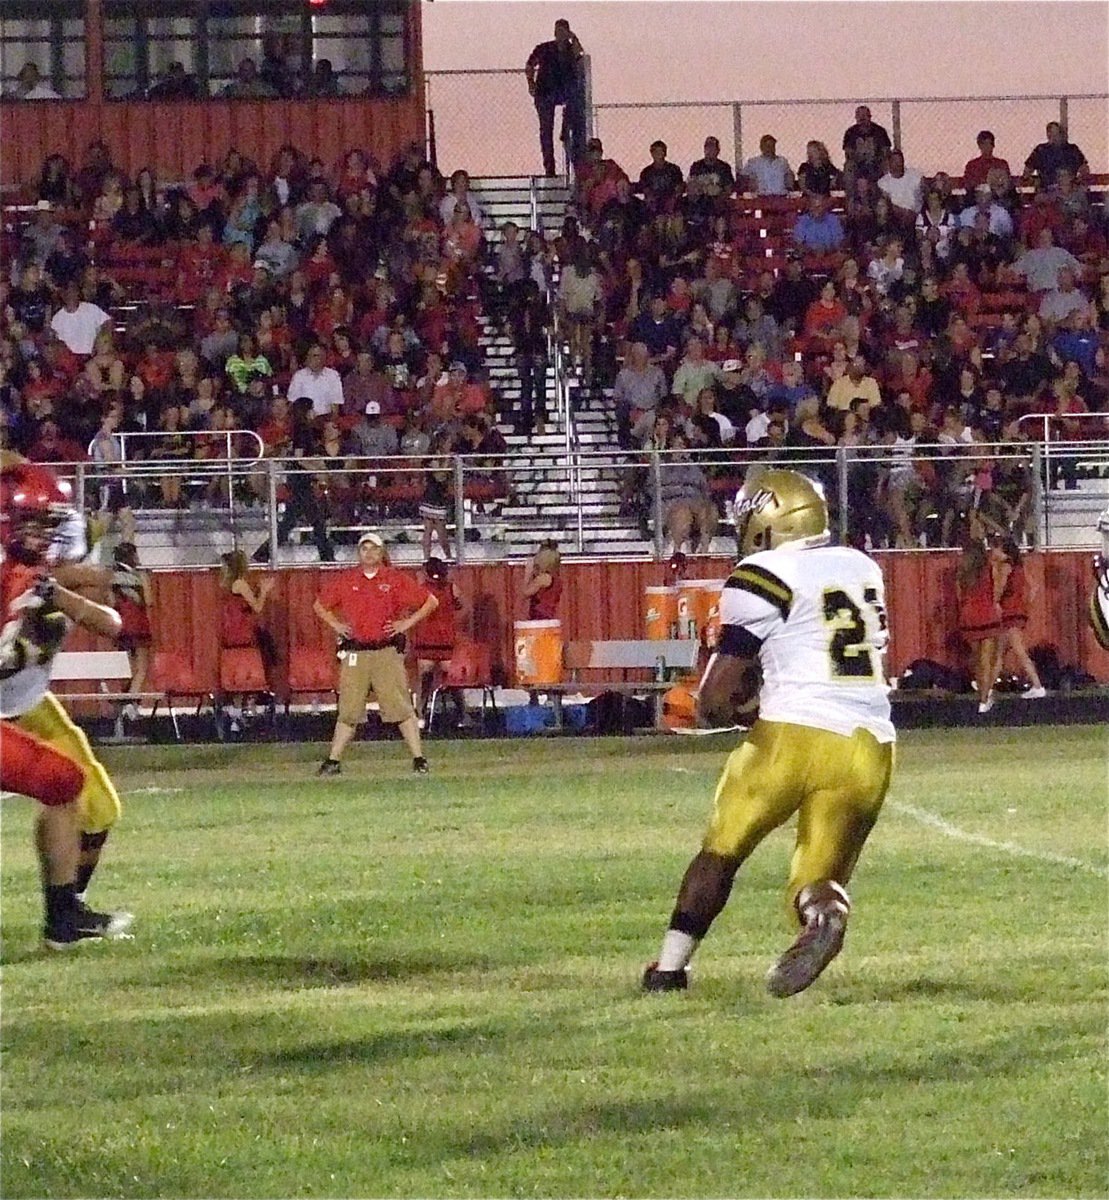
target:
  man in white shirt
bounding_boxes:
[1009,227,1082,293]
[288,343,344,417]
[958,185,1014,239]
[49,284,110,356]
[742,135,795,196]
[294,181,342,245]
[11,62,61,100]
[1038,268,1090,324]
[876,150,924,220]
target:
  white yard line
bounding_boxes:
[1,786,183,801]
[889,799,1108,879]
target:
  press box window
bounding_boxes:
[0,1,86,100]
[101,0,413,101]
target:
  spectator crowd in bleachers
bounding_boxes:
[0,107,1106,558]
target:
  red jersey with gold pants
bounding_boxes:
[1,561,86,807]
[317,565,433,727]
[1,558,123,834]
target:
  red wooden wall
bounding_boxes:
[0,0,425,189]
[55,553,1109,707]
[0,96,427,190]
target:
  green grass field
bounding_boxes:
[1,726,1106,1199]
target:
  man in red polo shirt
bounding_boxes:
[313,531,438,776]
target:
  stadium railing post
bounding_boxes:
[731,102,743,177]
[266,460,279,569]
[836,446,850,545]
[454,455,467,563]
[1030,442,1045,551]
[651,449,664,559]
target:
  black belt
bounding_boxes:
[339,635,406,653]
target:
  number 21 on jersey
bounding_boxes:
[821,585,888,681]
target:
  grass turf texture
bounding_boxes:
[1,727,1106,1199]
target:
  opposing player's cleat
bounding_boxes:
[641,961,689,992]
[766,908,847,997]
[412,756,430,774]
[977,691,995,714]
[1021,686,1047,700]
[317,758,342,776]
[74,900,134,941]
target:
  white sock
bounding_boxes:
[657,929,698,973]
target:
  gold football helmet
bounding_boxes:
[732,469,830,557]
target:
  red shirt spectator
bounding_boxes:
[216,245,254,295]
[177,232,225,303]
[27,421,88,464]
[962,132,1011,190]
[802,284,848,343]
[1019,195,1066,249]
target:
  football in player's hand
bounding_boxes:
[23,601,67,661]
[731,663,762,725]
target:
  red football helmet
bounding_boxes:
[0,462,75,565]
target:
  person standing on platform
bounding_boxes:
[314,532,438,777]
[525,19,586,177]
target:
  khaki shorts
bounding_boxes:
[337,648,415,726]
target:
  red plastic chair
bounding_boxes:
[150,650,213,738]
[427,640,497,731]
[286,647,339,709]
[219,646,268,694]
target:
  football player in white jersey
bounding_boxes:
[644,469,895,998]
[1090,507,1109,651]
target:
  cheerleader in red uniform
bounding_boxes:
[111,542,153,724]
[993,539,1047,699]
[412,557,467,726]
[956,521,1003,714]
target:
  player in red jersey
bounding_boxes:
[1,460,131,949]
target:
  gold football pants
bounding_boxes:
[702,719,893,921]
[15,692,122,835]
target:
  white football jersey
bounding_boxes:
[719,543,895,743]
[1091,578,1109,652]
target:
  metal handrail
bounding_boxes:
[47,435,1109,564]
[1016,413,1109,442]
[86,428,264,464]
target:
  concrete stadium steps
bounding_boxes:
[468,175,571,244]
[1042,478,1109,548]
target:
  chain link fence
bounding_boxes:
[426,75,1106,182]
[426,69,547,178]
[593,95,1106,182]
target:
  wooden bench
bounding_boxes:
[50,651,182,740]
[539,639,702,729]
